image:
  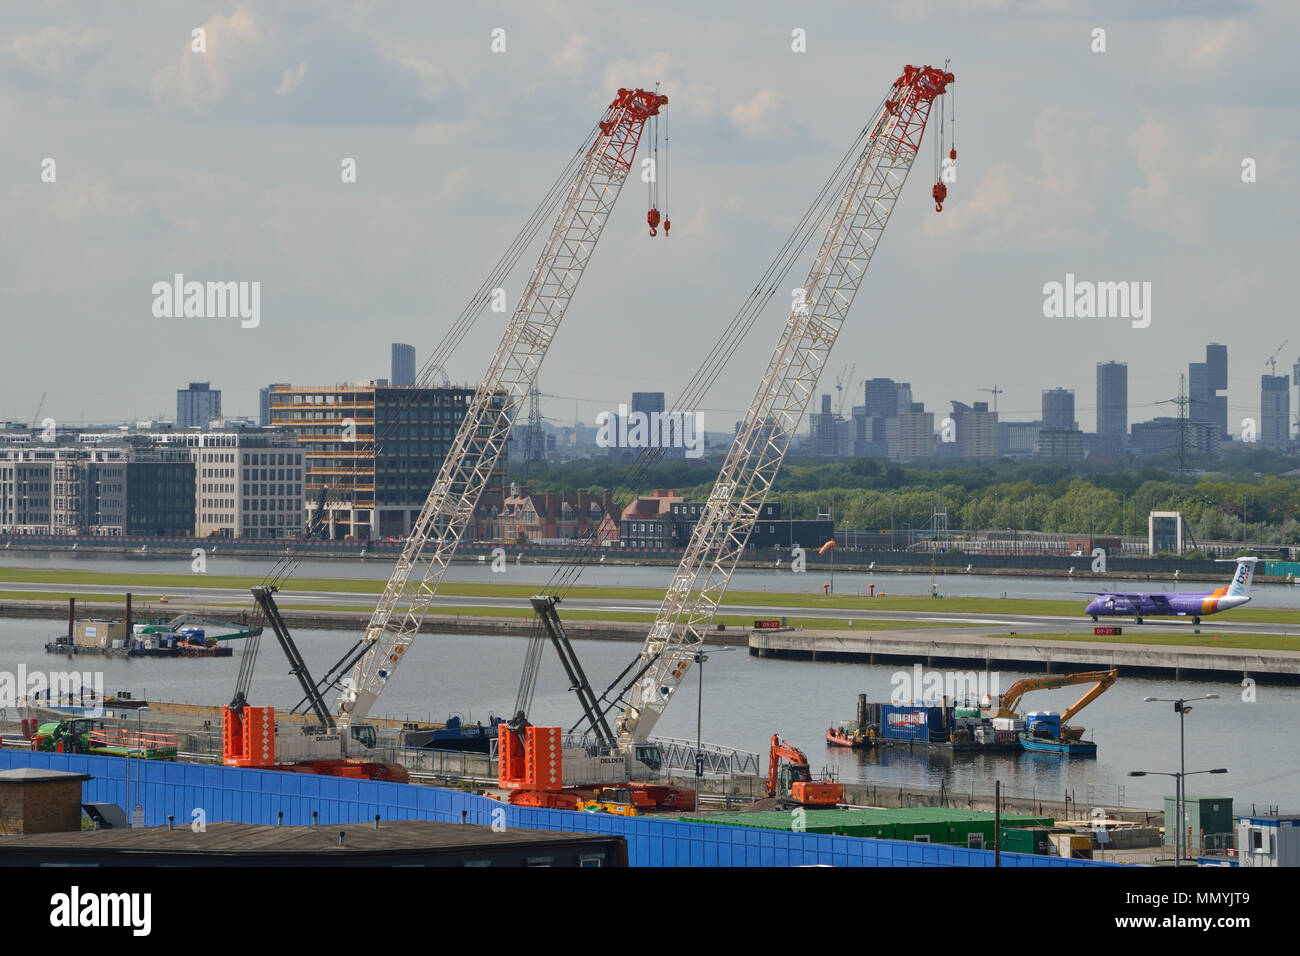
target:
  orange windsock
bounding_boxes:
[818,540,837,555]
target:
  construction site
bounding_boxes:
[2,44,1291,896]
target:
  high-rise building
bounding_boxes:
[863,378,912,419]
[998,421,1041,457]
[1131,418,1221,457]
[631,392,665,418]
[268,381,505,540]
[1096,361,1128,451]
[391,343,416,387]
[896,403,934,460]
[1189,344,1228,438]
[1041,388,1077,431]
[950,401,997,458]
[177,382,221,429]
[1037,428,1084,461]
[259,384,289,427]
[1206,343,1228,438]
[1188,361,1208,423]
[1261,374,1290,450]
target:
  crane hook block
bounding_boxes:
[949,147,957,161]
[663,218,671,236]
[931,181,947,212]
[647,207,661,237]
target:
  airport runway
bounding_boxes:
[4,578,1294,637]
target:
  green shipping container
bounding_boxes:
[681,807,1054,847]
[998,827,1035,854]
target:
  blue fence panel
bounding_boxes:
[0,751,1111,866]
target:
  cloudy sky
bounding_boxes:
[2,0,1296,436]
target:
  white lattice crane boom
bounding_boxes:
[337,88,667,728]
[615,64,953,746]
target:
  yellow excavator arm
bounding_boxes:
[994,669,1119,719]
[1061,670,1118,724]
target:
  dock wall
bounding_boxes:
[751,630,1300,684]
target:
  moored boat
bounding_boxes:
[826,722,873,748]
[1017,731,1097,757]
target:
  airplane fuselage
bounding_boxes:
[1086,591,1250,620]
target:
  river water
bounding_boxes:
[3,614,1295,813]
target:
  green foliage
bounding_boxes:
[513,454,1300,537]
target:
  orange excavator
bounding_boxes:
[767,734,843,807]
[988,669,1119,741]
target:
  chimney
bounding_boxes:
[125,592,132,638]
[67,597,75,639]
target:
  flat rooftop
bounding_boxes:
[0,819,621,864]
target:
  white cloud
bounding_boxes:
[728,89,783,139]
[551,34,594,75]
[399,56,451,101]
[150,6,261,112]
[275,61,308,96]
[926,105,1116,247]
[9,26,108,76]
[601,51,714,118]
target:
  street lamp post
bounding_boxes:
[131,705,150,827]
[1136,693,1221,863]
[694,652,708,812]
[1129,767,1227,864]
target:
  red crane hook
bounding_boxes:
[931,181,947,213]
[647,207,661,237]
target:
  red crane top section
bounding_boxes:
[873,63,954,157]
[593,88,668,175]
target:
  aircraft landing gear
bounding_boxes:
[1091,614,1098,622]
[1193,616,1201,625]
[1135,616,1144,624]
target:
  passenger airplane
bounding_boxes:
[1084,557,1257,625]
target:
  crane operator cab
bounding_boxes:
[349,723,378,752]
[633,742,663,774]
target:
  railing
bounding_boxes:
[1202,831,1236,855]
[490,733,762,778]
[393,746,495,780]
[649,737,762,777]
[87,729,179,755]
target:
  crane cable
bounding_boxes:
[517,91,889,625]
[258,123,601,595]
[509,108,885,717]
[543,111,878,602]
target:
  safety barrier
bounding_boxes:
[0,750,1108,867]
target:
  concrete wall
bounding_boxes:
[0,751,1109,867]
